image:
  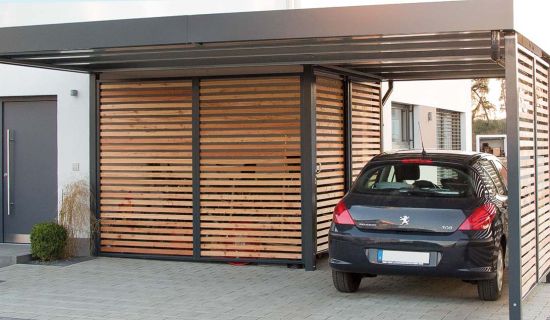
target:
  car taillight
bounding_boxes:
[458,204,497,231]
[333,200,355,225]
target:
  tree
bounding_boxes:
[471,78,496,121]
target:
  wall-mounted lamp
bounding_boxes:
[70,89,79,97]
[428,112,433,121]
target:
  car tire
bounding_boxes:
[477,247,504,301]
[332,270,362,293]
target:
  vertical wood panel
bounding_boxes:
[199,76,302,260]
[351,81,382,179]
[535,60,550,278]
[99,80,194,256]
[518,49,537,294]
[315,76,345,253]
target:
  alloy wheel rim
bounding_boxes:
[497,249,504,292]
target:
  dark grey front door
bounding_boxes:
[2,98,57,243]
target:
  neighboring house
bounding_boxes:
[382,80,472,152]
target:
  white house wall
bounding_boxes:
[0,64,90,211]
[382,80,472,152]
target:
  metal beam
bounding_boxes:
[505,32,523,320]
[192,78,201,259]
[0,1,513,55]
[300,65,317,271]
[0,58,89,73]
[320,65,382,81]
[53,48,494,68]
[90,73,100,255]
[15,38,494,66]
[343,78,353,192]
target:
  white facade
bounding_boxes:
[382,80,473,152]
[0,64,90,209]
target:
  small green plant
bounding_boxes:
[30,222,68,261]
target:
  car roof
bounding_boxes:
[369,150,492,166]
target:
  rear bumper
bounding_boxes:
[329,229,498,280]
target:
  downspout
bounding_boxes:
[381,80,394,107]
[380,80,394,153]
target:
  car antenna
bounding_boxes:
[418,121,427,157]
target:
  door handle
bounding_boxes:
[5,129,14,215]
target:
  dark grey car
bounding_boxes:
[329,151,508,301]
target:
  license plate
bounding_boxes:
[377,249,430,266]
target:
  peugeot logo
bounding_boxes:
[399,215,410,225]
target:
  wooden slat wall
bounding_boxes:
[518,49,538,295]
[199,76,302,260]
[99,81,194,256]
[351,81,382,179]
[315,76,345,253]
[535,60,550,278]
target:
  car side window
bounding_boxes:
[493,159,508,189]
[366,168,381,188]
[479,160,505,196]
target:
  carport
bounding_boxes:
[0,0,548,318]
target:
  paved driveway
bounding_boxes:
[0,257,548,320]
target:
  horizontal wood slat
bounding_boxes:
[99,80,194,256]
[316,76,345,253]
[351,81,381,179]
[199,76,302,260]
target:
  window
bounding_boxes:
[354,163,473,198]
[437,109,461,150]
[392,103,413,150]
[436,110,462,185]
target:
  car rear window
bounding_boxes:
[353,162,474,198]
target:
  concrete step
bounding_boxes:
[0,244,31,268]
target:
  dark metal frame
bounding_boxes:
[300,65,317,271]
[90,74,100,255]
[343,77,353,192]
[191,77,201,259]
[504,32,522,320]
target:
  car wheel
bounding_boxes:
[332,270,362,293]
[477,247,504,301]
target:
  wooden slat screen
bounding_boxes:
[99,81,194,256]
[351,81,382,179]
[315,76,345,253]
[535,60,550,279]
[517,49,537,294]
[199,76,302,260]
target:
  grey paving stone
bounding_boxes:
[0,257,547,320]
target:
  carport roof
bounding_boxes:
[0,0,546,80]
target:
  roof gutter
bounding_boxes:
[381,80,394,106]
